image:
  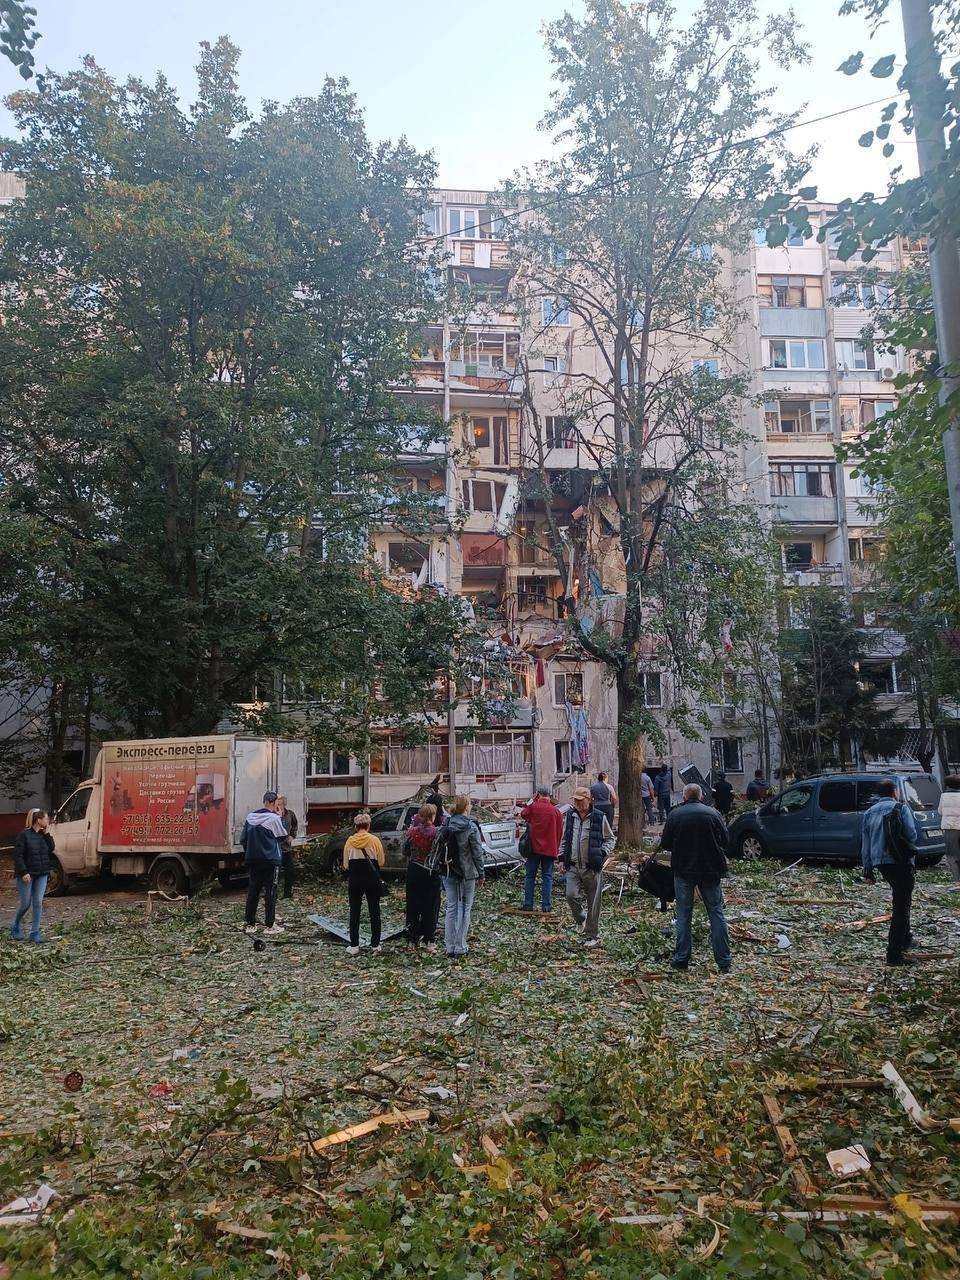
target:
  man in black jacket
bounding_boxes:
[658,783,732,973]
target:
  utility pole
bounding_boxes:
[901,0,960,588]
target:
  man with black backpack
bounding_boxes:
[862,778,920,966]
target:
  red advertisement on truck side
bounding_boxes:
[99,737,231,852]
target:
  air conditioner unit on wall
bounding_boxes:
[879,365,898,381]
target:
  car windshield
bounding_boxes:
[903,776,941,811]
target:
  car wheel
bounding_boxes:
[738,832,767,861]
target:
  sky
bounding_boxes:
[0,0,918,200]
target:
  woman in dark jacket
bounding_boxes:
[442,796,485,958]
[403,802,441,950]
[10,809,54,943]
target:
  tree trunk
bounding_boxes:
[615,670,647,847]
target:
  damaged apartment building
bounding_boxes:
[303,192,930,830]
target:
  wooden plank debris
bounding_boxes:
[263,1107,430,1162]
[761,1093,817,1196]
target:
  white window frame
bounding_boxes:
[542,297,571,327]
[836,340,876,372]
[831,277,891,309]
[542,356,568,386]
[765,338,826,370]
[765,398,832,434]
[460,477,496,514]
[555,740,573,774]
[307,750,353,778]
[640,671,663,708]
[449,207,479,238]
[692,358,720,378]
[770,462,836,497]
[553,669,585,707]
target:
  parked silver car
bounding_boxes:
[323,798,521,875]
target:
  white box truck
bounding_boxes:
[47,735,307,896]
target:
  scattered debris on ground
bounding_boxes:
[1,862,959,1276]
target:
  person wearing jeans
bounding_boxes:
[441,796,485,957]
[10,809,54,943]
[560,788,616,948]
[342,812,386,955]
[862,778,920,965]
[658,783,732,973]
[240,791,288,936]
[519,787,563,912]
[672,877,731,970]
[939,774,960,882]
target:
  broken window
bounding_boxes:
[766,399,831,434]
[518,577,551,611]
[461,479,495,513]
[710,736,743,772]
[307,751,352,777]
[783,541,815,568]
[553,670,584,706]
[861,659,898,694]
[758,275,824,308]
[493,416,510,466]
[545,416,577,449]
[848,536,885,562]
[470,417,491,449]
[640,671,663,708]
[770,463,836,497]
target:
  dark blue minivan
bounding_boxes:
[728,772,944,866]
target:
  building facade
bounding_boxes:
[302,195,926,830]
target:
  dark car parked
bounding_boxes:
[728,771,944,867]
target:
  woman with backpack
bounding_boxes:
[342,811,386,956]
[441,796,485,958]
[404,802,441,950]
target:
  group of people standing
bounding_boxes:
[341,794,485,958]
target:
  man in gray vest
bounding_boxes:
[560,786,615,948]
[589,771,617,827]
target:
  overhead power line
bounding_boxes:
[415,91,909,246]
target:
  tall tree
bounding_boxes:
[500,0,810,842]
[0,0,39,80]
[779,585,903,775]
[0,41,465,801]
[837,266,960,771]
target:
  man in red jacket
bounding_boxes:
[519,787,563,912]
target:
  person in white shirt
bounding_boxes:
[939,774,960,882]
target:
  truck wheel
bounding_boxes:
[149,857,189,898]
[46,856,68,896]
